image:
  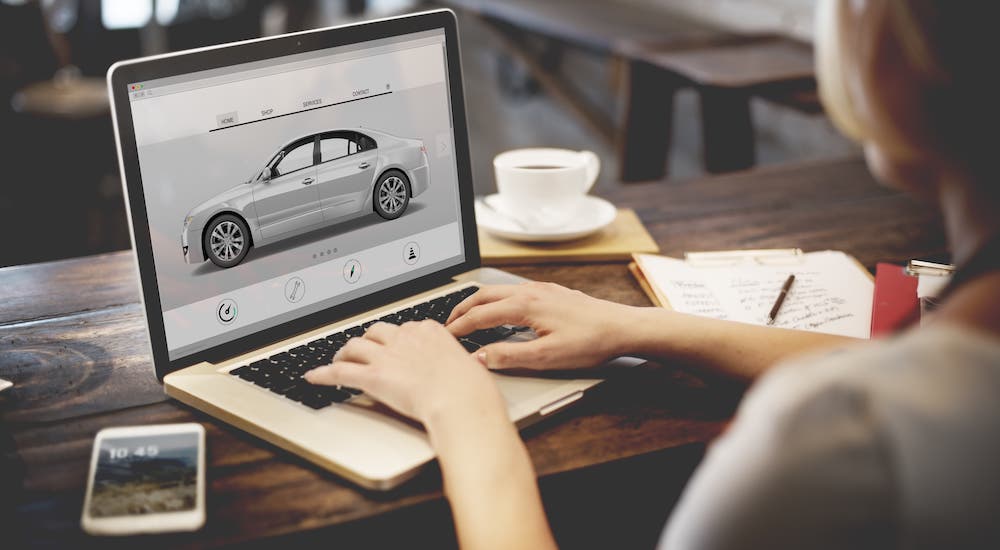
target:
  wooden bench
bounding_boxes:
[431,0,727,142]
[432,1,819,182]
[619,34,818,181]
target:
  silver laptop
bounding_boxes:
[108,9,642,490]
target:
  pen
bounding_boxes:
[766,274,796,325]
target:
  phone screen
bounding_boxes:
[89,432,200,518]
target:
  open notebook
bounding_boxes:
[632,249,875,339]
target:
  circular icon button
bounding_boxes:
[403,242,420,265]
[284,277,305,303]
[343,259,362,284]
[217,298,238,325]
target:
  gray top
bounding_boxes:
[660,325,1000,550]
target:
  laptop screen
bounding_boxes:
[125,28,467,360]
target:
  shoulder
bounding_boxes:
[742,324,1000,432]
[660,326,1000,550]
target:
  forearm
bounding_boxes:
[623,306,859,382]
[427,402,556,550]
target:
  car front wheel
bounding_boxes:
[373,171,410,220]
[204,214,251,268]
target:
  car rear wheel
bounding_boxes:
[374,171,410,220]
[204,214,251,268]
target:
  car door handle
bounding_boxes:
[358,162,370,170]
[302,177,314,185]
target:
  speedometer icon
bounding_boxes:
[217,298,238,325]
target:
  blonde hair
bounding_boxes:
[816,0,997,172]
[815,0,866,142]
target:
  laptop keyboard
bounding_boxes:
[228,286,519,410]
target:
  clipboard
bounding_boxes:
[871,259,953,336]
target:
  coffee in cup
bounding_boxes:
[492,148,600,229]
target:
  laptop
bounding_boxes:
[108,9,642,490]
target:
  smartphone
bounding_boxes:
[81,423,206,535]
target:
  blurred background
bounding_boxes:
[0,0,857,268]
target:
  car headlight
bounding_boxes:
[184,215,194,228]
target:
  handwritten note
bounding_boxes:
[635,251,874,338]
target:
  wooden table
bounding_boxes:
[0,157,946,548]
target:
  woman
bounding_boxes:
[306,1,1000,548]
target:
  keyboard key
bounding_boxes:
[396,307,417,322]
[254,371,278,388]
[459,339,481,353]
[283,385,309,403]
[412,303,433,319]
[322,386,353,402]
[432,310,451,323]
[271,383,302,396]
[458,286,479,299]
[267,375,299,394]
[300,395,331,410]
[494,326,516,338]
[230,365,255,379]
[297,386,352,409]
[269,351,292,364]
[317,343,334,352]
[465,327,515,346]
[285,364,312,378]
[289,345,311,356]
[379,313,403,325]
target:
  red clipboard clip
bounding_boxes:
[871,260,954,337]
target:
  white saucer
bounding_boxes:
[475,194,617,242]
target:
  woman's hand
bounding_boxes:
[304,320,507,429]
[446,282,643,370]
[304,320,558,550]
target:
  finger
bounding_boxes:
[476,339,547,370]
[334,337,383,364]
[445,284,522,325]
[363,321,399,344]
[446,300,529,337]
[304,361,378,390]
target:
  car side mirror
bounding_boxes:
[262,168,274,182]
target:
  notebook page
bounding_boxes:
[633,255,732,319]
[634,251,873,338]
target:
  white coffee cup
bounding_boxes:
[492,148,600,229]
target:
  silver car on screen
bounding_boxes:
[181,128,430,268]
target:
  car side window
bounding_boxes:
[356,133,377,151]
[320,137,350,162]
[275,141,314,176]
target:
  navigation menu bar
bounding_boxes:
[129,42,446,146]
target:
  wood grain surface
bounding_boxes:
[0,157,946,547]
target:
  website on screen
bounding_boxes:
[127,30,465,359]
